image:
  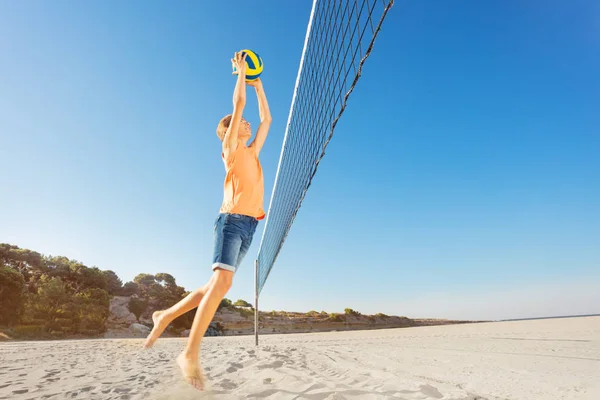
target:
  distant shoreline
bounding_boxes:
[4,313,598,342]
[499,313,600,322]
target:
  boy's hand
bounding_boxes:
[231,52,247,76]
[247,78,263,88]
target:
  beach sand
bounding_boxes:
[1,316,598,400]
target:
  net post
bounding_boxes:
[254,259,259,346]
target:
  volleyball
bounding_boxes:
[233,49,263,81]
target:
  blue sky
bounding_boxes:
[1,1,599,321]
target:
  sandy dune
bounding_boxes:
[1,316,598,399]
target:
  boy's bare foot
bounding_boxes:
[143,310,167,348]
[177,352,204,390]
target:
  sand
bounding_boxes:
[1,316,598,400]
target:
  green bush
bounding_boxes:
[238,308,254,318]
[80,329,101,336]
[78,304,108,332]
[0,265,26,325]
[218,298,233,310]
[328,313,344,322]
[234,299,252,308]
[12,325,45,338]
[54,318,74,327]
[46,321,64,332]
[344,308,360,316]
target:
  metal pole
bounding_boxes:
[254,259,259,346]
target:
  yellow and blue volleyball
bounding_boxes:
[235,49,263,81]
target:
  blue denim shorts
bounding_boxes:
[212,213,259,273]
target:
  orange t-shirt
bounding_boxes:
[219,145,265,220]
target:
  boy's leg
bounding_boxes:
[143,280,211,348]
[177,213,258,390]
[177,268,233,389]
[144,214,233,348]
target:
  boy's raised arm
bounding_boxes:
[249,78,272,155]
[223,52,247,159]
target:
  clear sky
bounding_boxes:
[1,1,599,321]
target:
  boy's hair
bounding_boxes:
[216,114,232,141]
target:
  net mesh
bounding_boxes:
[256,0,394,294]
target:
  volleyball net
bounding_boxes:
[255,0,394,296]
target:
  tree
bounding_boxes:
[133,273,163,303]
[133,272,187,311]
[69,265,107,294]
[155,273,177,288]
[0,264,26,325]
[28,276,71,331]
[75,288,110,333]
[0,244,44,282]
[43,256,72,281]
[121,281,140,296]
[102,270,123,295]
[234,299,252,308]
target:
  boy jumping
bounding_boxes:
[143,51,271,390]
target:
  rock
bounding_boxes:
[206,325,218,337]
[130,323,151,336]
[107,296,137,326]
[180,323,222,337]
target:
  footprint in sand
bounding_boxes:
[226,362,244,373]
[257,360,284,370]
[419,384,443,399]
[42,370,60,379]
[218,378,238,390]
